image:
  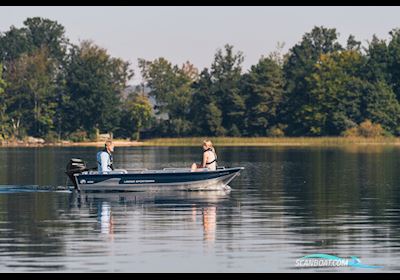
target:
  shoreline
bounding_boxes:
[0,140,143,148]
[3,137,400,147]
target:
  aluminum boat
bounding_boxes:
[66,158,244,192]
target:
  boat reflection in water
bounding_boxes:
[79,189,229,246]
[97,202,114,239]
[202,206,217,243]
[190,205,218,244]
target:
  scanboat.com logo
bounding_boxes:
[296,254,383,269]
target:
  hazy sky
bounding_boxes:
[1,6,400,84]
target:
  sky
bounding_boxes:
[1,6,400,84]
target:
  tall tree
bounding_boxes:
[0,26,33,62]
[0,65,8,140]
[346,34,361,51]
[282,26,343,135]
[360,80,400,134]
[3,48,58,137]
[303,51,364,135]
[241,56,284,136]
[0,17,69,139]
[190,69,224,136]
[139,58,197,136]
[301,49,400,136]
[23,17,69,62]
[210,44,246,135]
[120,91,153,140]
[388,29,400,100]
[63,41,133,137]
[364,35,391,83]
[0,17,68,64]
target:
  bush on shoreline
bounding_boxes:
[342,120,388,138]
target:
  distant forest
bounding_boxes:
[2,17,400,142]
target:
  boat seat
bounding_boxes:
[83,169,128,175]
[112,169,128,174]
[163,168,191,172]
[126,168,149,172]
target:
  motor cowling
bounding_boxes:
[66,158,88,189]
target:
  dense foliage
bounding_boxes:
[2,18,400,141]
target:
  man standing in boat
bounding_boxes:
[97,140,115,173]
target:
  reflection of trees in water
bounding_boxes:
[277,147,400,251]
[78,147,400,258]
[340,145,394,154]
[220,146,400,253]
[3,146,400,268]
[0,192,67,269]
[295,147,400,217]
[0,147,99,186]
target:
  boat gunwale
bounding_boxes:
[74,167,245,177]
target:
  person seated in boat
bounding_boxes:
[97,140,115,173]
[191,140,217,171]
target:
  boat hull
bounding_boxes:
[73,167,243,192]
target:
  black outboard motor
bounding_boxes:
[66,158,89,190]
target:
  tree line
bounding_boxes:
[1,17,400,142]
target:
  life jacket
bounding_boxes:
[97,149,114,171]
[204,148,217,167]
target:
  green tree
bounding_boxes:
[0,17,69,139]
[121,92,153,140]
[190,69,224,136]
[24,17,69,138]
[388,29,400,99]
[241,56,284,136]
[0,65,9,140]
[3,48,58,137]
[282,26,343,135]
[63,41,133,137]
[1,25,37,138]
[346,34,361,51]
[0,17,68,64]
[303,51,364,135]
[139,58,197,136]
[364,35,391,83]
[302,50,400,136]
[210,44,246,135]
[360,81,400,134]
[23,17,68,61]
[0,26,33,62]
[0,17,69,76]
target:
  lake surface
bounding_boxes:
[1,146,400,272]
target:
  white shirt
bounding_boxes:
[97,151,112,173]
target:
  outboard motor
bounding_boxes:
[66,158,88,190]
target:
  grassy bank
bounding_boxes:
[3,137,400,147]
[0,139,142,147]
[141,137,400,146]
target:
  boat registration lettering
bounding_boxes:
[123,179,155,184]
[80,179,94,184]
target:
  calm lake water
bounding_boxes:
[1,146,400,272]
